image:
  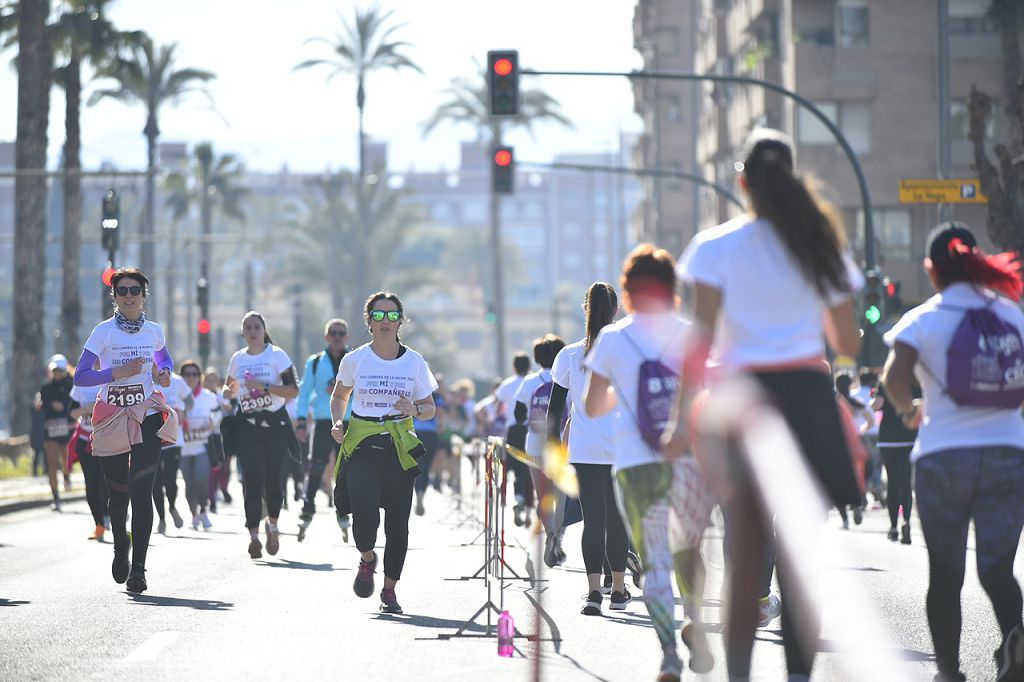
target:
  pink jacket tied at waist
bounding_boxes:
[91,390,180,457]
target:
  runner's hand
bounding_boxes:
[245,379,264,392]
[223,379,238,399]
[393,397,416,417]
[112,357,146,380]
[331,420,345,444]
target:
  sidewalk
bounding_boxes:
[0,476,86,515]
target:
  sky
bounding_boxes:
[0,0,644,173]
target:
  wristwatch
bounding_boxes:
[415,403,422,416]
[263,382,270,391]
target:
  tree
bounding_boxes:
[50,0,142,355]
[8,0,52,435]
[284,173,423,331]
[967,0,1024,253]
[423,68,570,374]
[90,40,215,315]
[294,5,422,181]
[164,142,246,350]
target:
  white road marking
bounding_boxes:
[123,631,181,662]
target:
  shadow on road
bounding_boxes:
[256,559,342,572]
[819,638,935,662]
[128,594,234,611]
[0,598,30,607]
[378,612,489,634]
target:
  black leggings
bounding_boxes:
[881,445,913,527]
[345,434,415,581]
[100,414,162,567]
[76,438,108,526]
[413,430,440,495]
[235,420,288,529]
[506,455,535,507]
[575,463,629,575]
[152,446,181,520]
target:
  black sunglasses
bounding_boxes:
[369,310,401,322]
[328,329,348,338]
[114,285,143,297]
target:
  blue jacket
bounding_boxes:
[296,349,349,421]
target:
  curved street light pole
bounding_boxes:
[522,68,877,270]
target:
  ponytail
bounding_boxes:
[741,129,850,297]
[928,222,1022,302]
[583,282,618,359]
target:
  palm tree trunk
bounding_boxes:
[357,78,366,181]
[200,180,211,280]
[489,189,507,377]
[12,0,52,435]
[143,114,158,317]
[60,53,83,357]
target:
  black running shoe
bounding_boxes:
[609,589,632,611]
[221,489,232,504]
[112,539,131,584]
[125,565,147,593]
[353,552,378,598]
[901,523,912,545]
[581,590,602,616]
[379,587,403,614]
[627,550,645,588]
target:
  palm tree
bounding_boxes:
[164,142,247,350]
[294,5,422,181]
[423,69,570,374]
[89,40,215,316]
[5,0,52,435]
[50,1,142,355]
[284,173,422,331]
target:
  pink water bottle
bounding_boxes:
[497,610,514,657]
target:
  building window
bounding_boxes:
[949,0,997,34]
[951,99,995,140]
[798,102,839,145]
[837,1,869,47]
[858,208,912,261]
[798,101,871,154]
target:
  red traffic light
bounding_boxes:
[493,58,513,77]
[886,282,896,297]
[494,149,512,167]
[102,267,116,287]
[197,319,212,335]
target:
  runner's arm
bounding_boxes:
[546,383,569,442]
[880,342,920,421]
[266,367,299,400]
[73,350,113,386]
[583,372,616,418]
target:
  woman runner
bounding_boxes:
[882,222,1024,682]
[331,292,438,614]
[73,267,180,593]
[153,368,191,533]
[179,360,217,530]
[39,355,75,510]
[223,311,300,559]
[549,282,632,616]
[874,381,919,544]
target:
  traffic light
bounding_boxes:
[101,266,116,287]
[862,270,884,326]
[196,277,209,311]
[198,319,211,362]
[884,278,902,316]
[485,303,497,325]
[492,146,514,194]
[487,50,519,117]
[101,189,120,253]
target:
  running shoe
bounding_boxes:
[657,650,683,682]
[996,623,1024,682]
[609,589,632,611]
[581,590,603,616]
[51,498,62,512]
[221,489,232,504]
[887,527,899,542]
[200,512,212,530]
[681,619,715,674]
[337,514,350,543]
[853,506,864,525]
[209,500,218,514]
[169,506,184,529]
[379,587,403,614]
[601,574,613,595]
[90,524,105,542]
[353,552,378,598]
[757,593,782,628]
[191,515,201,531]
[157,519,167,535]
[125,565,147,593]
[627,550,645,588]
[248,537,263,559]
[112,539,131,584]
[543,533,561,568]
[415,497,425,517]
[265,521,280,556]
[841,518,850,530]
[513,504,526,527]
[901,523,912,545]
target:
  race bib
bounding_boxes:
[239,393,273,413]
[107,383,145,407]
[185,427,210,442]
[45,418,70,439]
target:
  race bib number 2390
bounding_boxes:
[107,384,145,407]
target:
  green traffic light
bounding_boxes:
[865,305,882,325]
[485,313,497,325]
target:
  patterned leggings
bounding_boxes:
[617,459,714,650]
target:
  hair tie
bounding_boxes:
[947,237,972,257]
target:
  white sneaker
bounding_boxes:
[757,593,782,628]
[200,512,212,529]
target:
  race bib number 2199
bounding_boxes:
[107,384,145,407]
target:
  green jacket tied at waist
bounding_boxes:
[335,416,422,475]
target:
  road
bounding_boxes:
[0,465,1018,682]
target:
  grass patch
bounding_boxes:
[0,456,34,480]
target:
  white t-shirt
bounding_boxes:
[83,318,166,406]
[514,369,554,458]
[226,344,295,414]
[585,313,690,471]
[677,215,864,372]
[853,385,879,436]
[885,282,1024,461]
[337,344,438,419]
[552,340,615,465]
[182,389,219,457]
[69,384,101,434]
[495,374,527,424]
[162,373,192,448]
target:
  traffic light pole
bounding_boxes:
[522,68,877,270]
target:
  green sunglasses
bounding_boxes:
[370,310,402,322]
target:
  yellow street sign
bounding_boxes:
[899,178,987,204]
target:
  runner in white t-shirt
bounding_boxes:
[329,292,438,615]
[179,361,217,530]
[881,222,1024,682]
[153,371,192,534]
[223,311,300,560]
[496,352,534,526]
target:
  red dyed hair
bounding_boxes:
[947,237,1023,302]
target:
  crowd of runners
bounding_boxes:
[26,129,1024,682]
